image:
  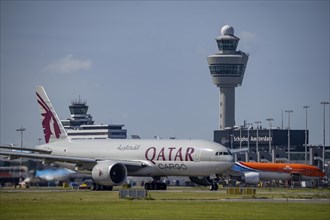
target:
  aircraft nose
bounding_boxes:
[224,161,235,172]
[229,155,234,162]
[229,158,235,167]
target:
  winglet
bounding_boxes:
[36,86,69,143]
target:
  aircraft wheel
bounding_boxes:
[144,183,150,190]
[106,186,113,191]
[209,183,218,191]
[91,183,100,191]
[91,184,95,191]
[160,183,167,190]
[95,184,100,191]
[145,182,167,190]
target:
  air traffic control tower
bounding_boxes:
[207,25,249,129]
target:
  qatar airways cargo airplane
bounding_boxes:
[230,162,325,185]
[0,86,234,191]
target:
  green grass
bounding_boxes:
[1,188,329,220]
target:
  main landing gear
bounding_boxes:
[208,175,223,191]
[144,177,167,190]
[189,176,220,191]
[209,182,218,191]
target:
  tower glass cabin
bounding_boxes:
[207,25,249,130]
[67,99,94,127]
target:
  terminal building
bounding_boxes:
[214,127,327,169]
[61,99,127,139]
[214,127,307,151]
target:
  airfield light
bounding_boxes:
[16,126,26,182]
[321,102,329,171]
[285,110,293,162]
[266,118,274,154]
[303,106,310,164]
[254,121,262,162]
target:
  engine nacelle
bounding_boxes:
[189,176,212,186]
[91,161,127,186]
[243,172,260,185]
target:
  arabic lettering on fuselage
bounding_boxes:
[145,147,195,164]
[117,144,141,151]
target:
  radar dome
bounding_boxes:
[221,25,234,36]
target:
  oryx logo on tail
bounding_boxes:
[36,86,68,143]
[37,92,61,143]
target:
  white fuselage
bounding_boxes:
[37,139,234,177]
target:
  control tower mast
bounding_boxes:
[207,25,249,129]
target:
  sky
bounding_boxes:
[1,1,329,147]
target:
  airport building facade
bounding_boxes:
[214,128,307,151]
[214,127,328,168]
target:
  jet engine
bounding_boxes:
[91,161,127,186]
[242,172,260,185]
[189,176,212,186]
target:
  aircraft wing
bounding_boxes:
[0,149,148,171]
[0,150,96,163]
[0,145,52,154]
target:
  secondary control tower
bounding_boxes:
[207,25,249,129]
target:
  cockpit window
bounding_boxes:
[215,151,232,156]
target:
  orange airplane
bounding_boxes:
[231,162,326,185]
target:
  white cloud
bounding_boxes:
[240,31,258,43]
[43,54,91,74]
[238,31,261,54]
